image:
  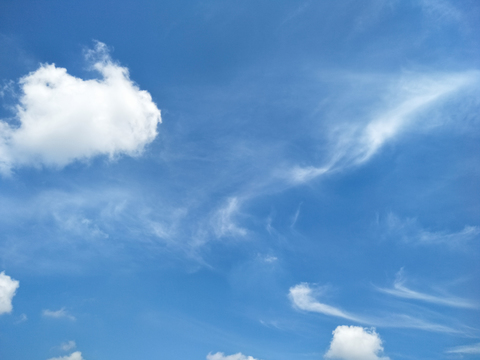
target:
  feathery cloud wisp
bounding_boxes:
[288,71,479,184]
[289,283,360,321]
[376,269,477,309]
[383,213,479,247]
[42,307,76,321]
[289,282,465,334]
[211,197,247,238]
[446,342,480,354]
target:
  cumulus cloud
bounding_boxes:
[48,352,84,360]
[289,283,360,321]
[0,41,161,174]
[376,269,477,309]
[207,352,260,360]
[0,271,19,314]
[42,307,76,321]
[325,326,390,360]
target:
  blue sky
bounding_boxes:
[0,1,479,359]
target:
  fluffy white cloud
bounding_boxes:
[0,41,161,174]
[325,326,390,360]
[0,271,19,314]
[289,283,359,321]
[207,352,260,360]
[48,351,84,360]
[42,307,76,321]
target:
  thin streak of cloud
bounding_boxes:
[446,342,480,354]
[374,314,464,335]
[290,202,303,229]
[376,270,477,309]
[383,213,480,247]
[289,283,465,334]
[42,308,76,321]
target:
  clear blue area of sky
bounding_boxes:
[0,1,479,359]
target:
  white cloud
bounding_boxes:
[207,352,260,360]
[289,282,464,334]
[446,342,480,354]
[378,314,461,334]
[339,72,476,167]
[289,283,360,321]
[60,341,77,352]
[211,197,247,238]
[48,352,84,360]
[0,271,19,315]
[376,269,477,309]
[325,326,390,360]
[0,41,161,174]
[42,307,76,321]
[263,255,278,263]
[288,165,330,184]
[384,213,479,247]
[288,71,478,184]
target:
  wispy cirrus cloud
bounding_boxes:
[42,308,76,321]
[210,197,247,239]
[289,283,360,322]
[287,71,479,184]
[289,282,466,334]
[446,342,480,355]
[382,213,480,247]
[376,269,477,309]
